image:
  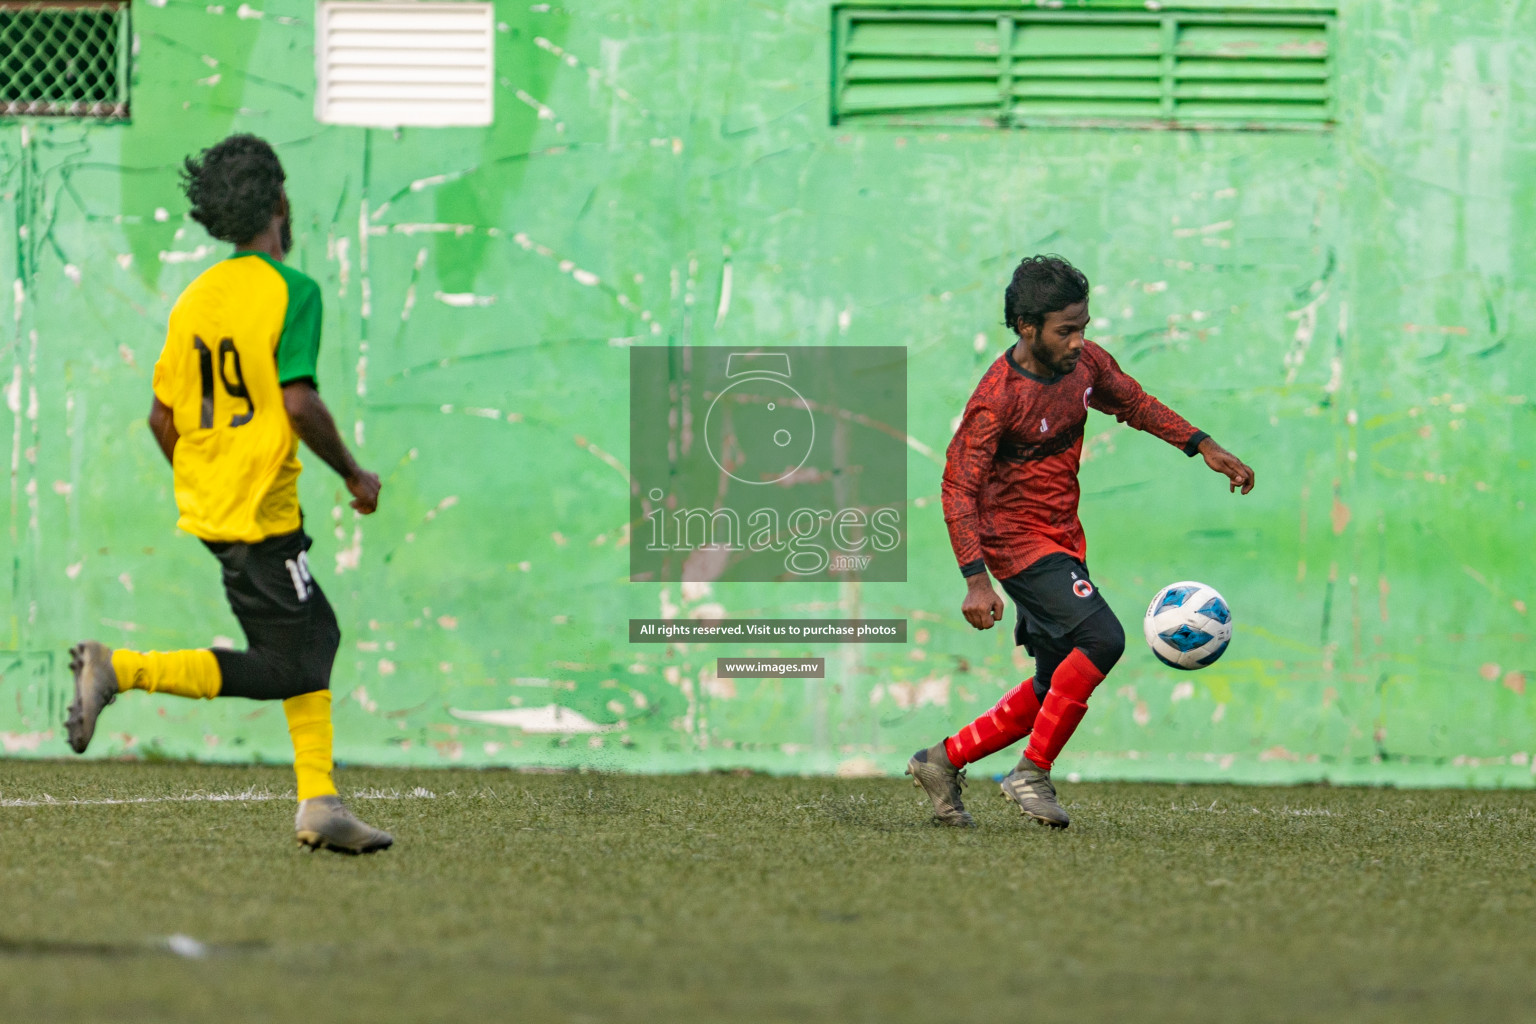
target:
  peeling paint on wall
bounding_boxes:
[2,0,1534,786]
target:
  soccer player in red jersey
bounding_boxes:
[907,255,1255,829]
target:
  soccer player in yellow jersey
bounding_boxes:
[64,134,392,854]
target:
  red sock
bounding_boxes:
[942,680,1042,767]
[1024,649,1107,771]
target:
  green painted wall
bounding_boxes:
[2,0,1532,786]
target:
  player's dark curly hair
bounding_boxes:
[1003,254,1090,334]
[179,134,286,244]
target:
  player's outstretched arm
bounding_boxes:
[147,396,179,466]
[1196,436,1255,494]
[282,382,381,514]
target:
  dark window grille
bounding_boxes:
[1,2,130,120]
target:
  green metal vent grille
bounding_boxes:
[832,6,1334,130]
[1,2,130,119]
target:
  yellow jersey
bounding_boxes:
[152,251,323,543]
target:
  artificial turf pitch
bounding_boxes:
[2,761,1534,1023]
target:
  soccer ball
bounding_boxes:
[1143,581,1232,670]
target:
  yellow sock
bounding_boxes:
[110,649,221,699]
[283,690,339,802]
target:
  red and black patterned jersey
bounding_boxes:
[941,340,1207,581]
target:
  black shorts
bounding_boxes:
[204,528,340,700]
[998,552,1112,654]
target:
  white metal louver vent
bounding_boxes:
[316,2,494,127]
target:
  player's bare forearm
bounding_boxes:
[147,397,178,466]
[1197,436,1256,494]
[282,383,356,478]
[282,382,382,514]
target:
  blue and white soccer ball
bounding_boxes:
[1143,581,1232,670]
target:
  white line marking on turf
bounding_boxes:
[0,787,438,808]
[166,934,209,959]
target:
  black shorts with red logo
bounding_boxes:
[998,551,1112,654]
